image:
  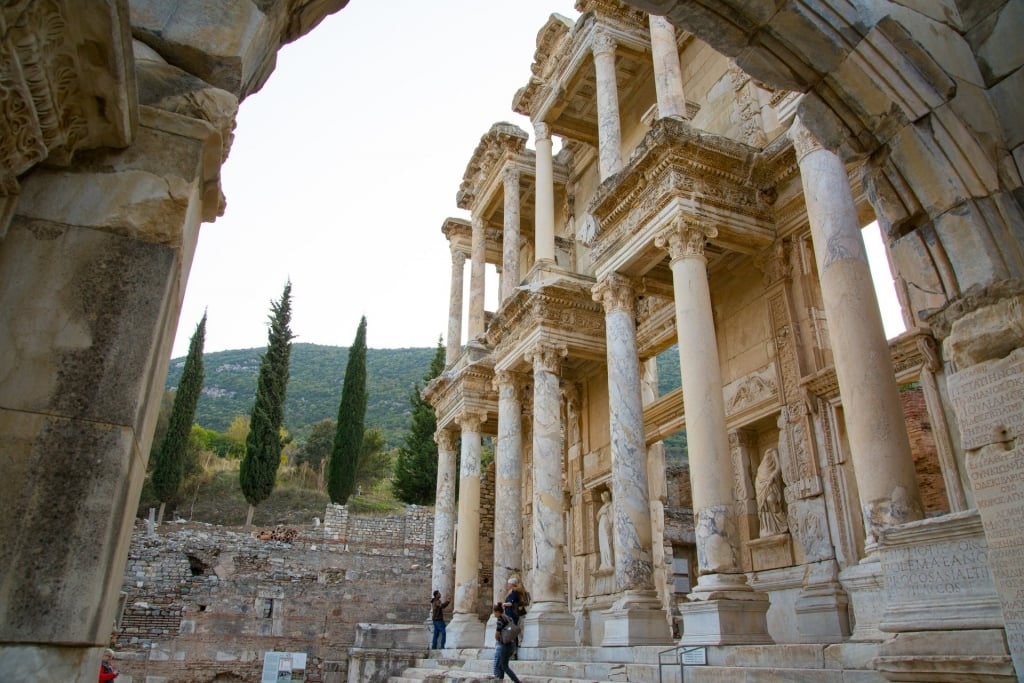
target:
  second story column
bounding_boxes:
[468,215,487,340]
[534,122,556,262]
[431,429,458,605]
[655,218,771,645]
[521,342,575,646]
[592,29,623,180]
[790,117,923,549]
[501,169,522,303]
[445,412,486,646]
[593,274,672,645]
[649,15,687,120]
[446,249,466,365]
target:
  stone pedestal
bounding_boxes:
[839,559,887,641]
[520,603,576,648]
[795,582,850,644]
[875,630,1016,683]
[749,533,794,571]
[679,592,772,646]
[445,613,484,649]
[600,590,672,646]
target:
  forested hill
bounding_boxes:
[165,343,436,445]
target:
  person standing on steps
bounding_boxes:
[502,577,524,659]
[492,603,521,683]
[430,590,450,650]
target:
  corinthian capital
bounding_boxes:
[788,116,824,162]
[503,167,520,188]
[451,249,466,268]
[494,369,526,398]
[435,429,457,452]
[655,217,717,262]
[592,29,617,57]
[592,272,637,314]
[526,341,567,374]
[456,410,487,433]
[534,121,550,142]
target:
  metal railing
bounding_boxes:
[657,644,706,683]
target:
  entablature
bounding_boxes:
[425,359,498,435]
[587,118,779,280]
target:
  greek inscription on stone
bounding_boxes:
[881,537,992,600]
[948,350,1024,450]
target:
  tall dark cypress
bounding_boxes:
[152,314,207,521]
[240,282,294,523]
[392,337,445,504]
[328,316,368,504]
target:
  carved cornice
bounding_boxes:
[1,0,135,209]
[587,117,775,265]
[575,0,649,28]
[457,122,529,209]
[802,330,927,400]
[425,362,498,433]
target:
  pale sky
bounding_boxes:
[172,0,904,358]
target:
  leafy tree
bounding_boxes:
[328,316,368,504]
[240,282,294,525]
[152,314,206,522]
[297,418,336,472]
[355,427,393,492]
[392,337,445,504]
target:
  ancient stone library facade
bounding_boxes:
[1,1,1023,682]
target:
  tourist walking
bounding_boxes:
[492,603,521,683]
[98,649,118,682]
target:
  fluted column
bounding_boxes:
[592,29,623,180]
[534,122,556,262]
[446,412,486,646]
[501,169,522,303]
[446,250,466,365]
[656,218,771,645]
[468,216,487,340]
[649,15,687,119]
[431,429,458,601]
[521,342,575,646]
[790,117,923,549]
[592,274,671,645]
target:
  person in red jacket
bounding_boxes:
[98,649,118,682]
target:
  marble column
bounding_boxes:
[648,15,687,120]
[655,218,771,645]
[468,216,487,341]
[592,29,623,180]
[592,274,671,645]
[790,117,923,549]
[501,169,522,303]
[533,122,556,263]
[521,342,575,646]
[446,412,486,646]
[431,429,458,604]
[446,250,466,365]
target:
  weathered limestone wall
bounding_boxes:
[113,506,433,683]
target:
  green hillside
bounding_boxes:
[165,343,435,446]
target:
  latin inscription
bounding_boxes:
[881,537,991,600]
[968,442,1024,674]
[948,350,1024,450]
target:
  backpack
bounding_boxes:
[516,590,531,617]
[499,618,520,645]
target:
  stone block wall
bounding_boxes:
[113,506,434,683]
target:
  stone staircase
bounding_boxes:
[386,643,888,683]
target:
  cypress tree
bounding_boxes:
[152,314,207,522]
[328,316,368,504]
[240,282,294,525]
[392,337,445,504]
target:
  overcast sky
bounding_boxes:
[171,0,903,358]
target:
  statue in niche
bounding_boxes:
[596,489,614,571]
[755,447,788,537]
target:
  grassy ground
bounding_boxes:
[137,457,405,527]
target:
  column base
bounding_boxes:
[445,613,484,648]
[600,590,672,646]
[679,574,772,646]
[520,601,576,648]
[795,581,850,643]
[874,630,1016,683]
[839,558,886,642]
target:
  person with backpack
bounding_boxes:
[492,603,521,683]
[502,577,526,658]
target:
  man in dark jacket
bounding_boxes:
[430,590,450,649]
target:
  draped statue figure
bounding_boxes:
[596,489,614,571]
[755,447,787,537]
